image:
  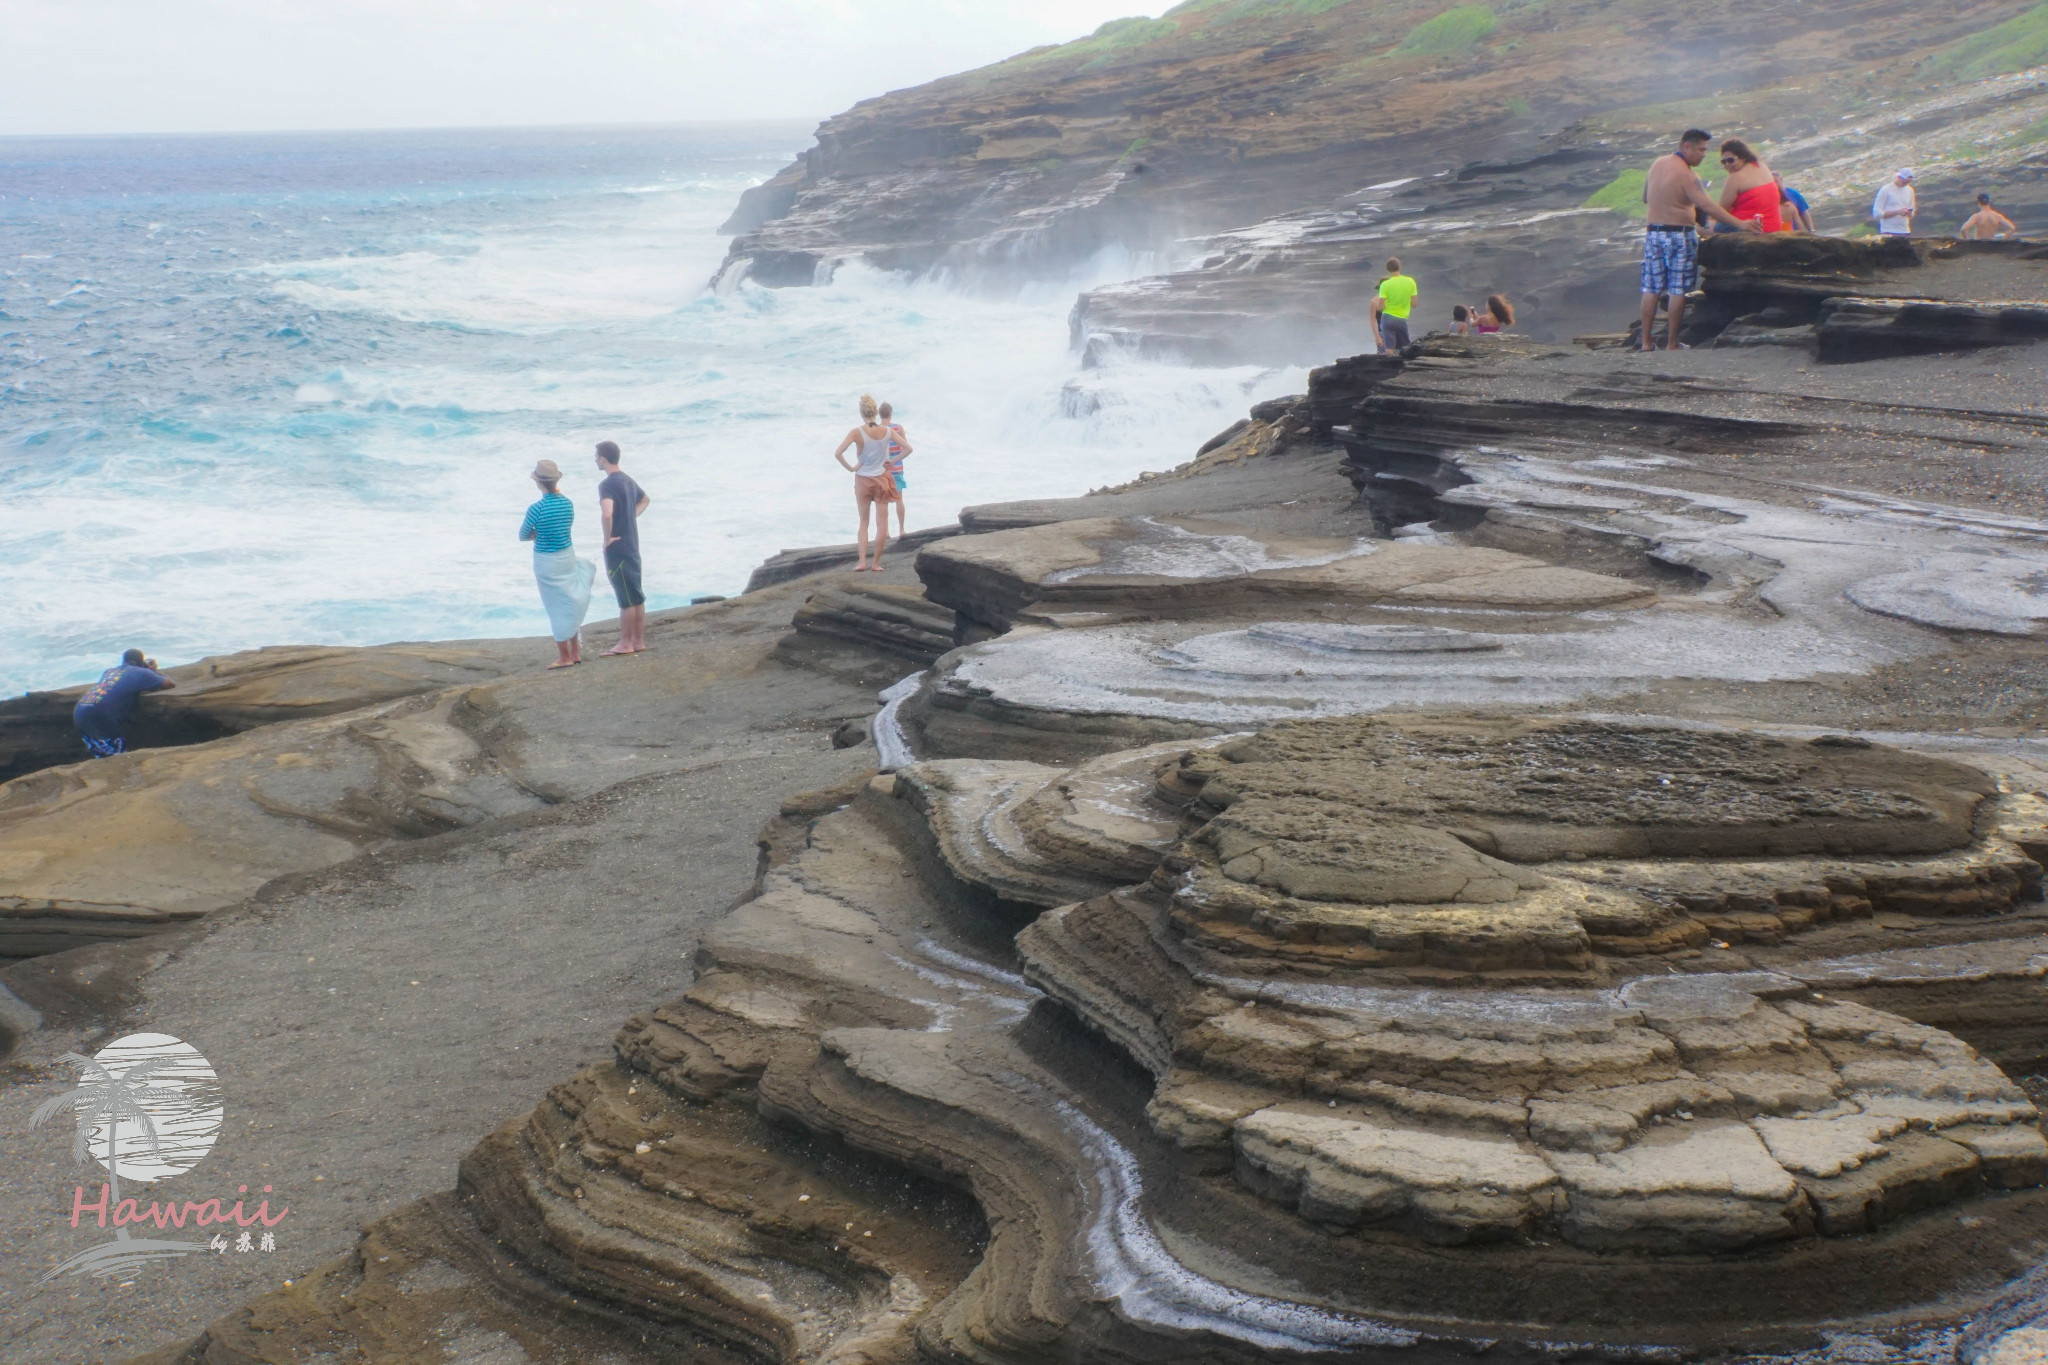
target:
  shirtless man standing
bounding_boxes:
[1640,129,1759,352]
[1962,193,2018,240]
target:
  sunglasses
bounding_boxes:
[1718,156,1740,165]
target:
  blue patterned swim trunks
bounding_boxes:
[81,735,125,758]
[1641,227,1698,296]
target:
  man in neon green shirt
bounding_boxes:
[1372,257,1418,352]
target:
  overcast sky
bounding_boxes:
[1,1,1173,137]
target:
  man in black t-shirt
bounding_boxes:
[594,441,652,655]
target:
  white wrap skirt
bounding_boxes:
[532,548,595,642]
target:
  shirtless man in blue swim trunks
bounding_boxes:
[73,648,175,757]
[1640,129,1758,352]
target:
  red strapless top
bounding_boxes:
[1730,183,1783,233]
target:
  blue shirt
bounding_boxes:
[74,664,169,738]
[520,492,574,553]
[1783,186,1810,214]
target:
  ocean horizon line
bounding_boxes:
[0,117,825,146]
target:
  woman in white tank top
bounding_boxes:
[833,393,913,571]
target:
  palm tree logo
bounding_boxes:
[30,1033,223,1281]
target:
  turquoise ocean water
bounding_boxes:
[0,124,1302,696]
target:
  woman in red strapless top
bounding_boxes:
[1717,138,1783,233]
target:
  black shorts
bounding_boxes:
[606,552,645,609]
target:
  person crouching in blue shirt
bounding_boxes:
[73,648,175,757]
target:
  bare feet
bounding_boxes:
[602,642,634,656]
[547,659,578,670]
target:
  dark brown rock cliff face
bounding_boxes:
[722,0,2048,359]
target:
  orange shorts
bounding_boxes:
[855,474,900,507]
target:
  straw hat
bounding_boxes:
[531,459,562,481]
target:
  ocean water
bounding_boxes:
[0,125,1304,698]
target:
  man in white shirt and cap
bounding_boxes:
[1872,170,1916,236]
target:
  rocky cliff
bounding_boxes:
[85,234,2048,1365]
[722,0,2048,360]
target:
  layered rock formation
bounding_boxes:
[98,240,2048,1364]
[0,642,535,787]
[161,713,2048,1362]
[720,0,2048,363]
[0,594,865,964]
[918,513,1645,640]
[878,239,2048,768]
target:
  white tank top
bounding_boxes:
[853,425,892,478]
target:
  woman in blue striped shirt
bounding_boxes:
[519,459,594,668]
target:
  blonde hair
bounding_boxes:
[858,394,878,423]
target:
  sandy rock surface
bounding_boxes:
[0,586,884,1363]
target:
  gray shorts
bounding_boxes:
[1379,316,1411,352]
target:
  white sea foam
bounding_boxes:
[2,138,1308,696]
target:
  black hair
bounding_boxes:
[595,440,621,464]
[1452,304,1470,321]
[122,648,147,666]
[1681,128,1712,145]
[1979,193,1993,204]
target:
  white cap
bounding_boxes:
[1897,168,1916,181]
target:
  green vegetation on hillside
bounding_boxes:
[972,13,1179,77]
[1928,4,2048,79]
[1227,0,1357,15]
[1396,5,1497,54]
[1077,15,1179,51]
[1168,0,1354,16]
[1583,168,1647,217]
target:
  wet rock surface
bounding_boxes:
[22,244,2048,1365]
[917,512,1646,641]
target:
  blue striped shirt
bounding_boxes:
[520,492,574,553]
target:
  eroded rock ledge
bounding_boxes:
[129,233,2048,1365]
[161,715,2048,1362]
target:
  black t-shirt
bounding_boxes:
[597,471,644,561]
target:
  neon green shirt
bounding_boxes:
[1377,274,1418,319]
